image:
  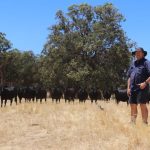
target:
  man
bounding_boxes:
[127,47,150,125]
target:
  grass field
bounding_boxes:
[0,99,150,150]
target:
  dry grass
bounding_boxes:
[0,99,150,150]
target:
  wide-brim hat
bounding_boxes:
[132,47,147,56]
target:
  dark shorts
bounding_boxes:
[129,89,149,104]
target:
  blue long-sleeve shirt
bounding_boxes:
[127,58,150,92]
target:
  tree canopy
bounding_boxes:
[0,3,134,89]
[0,32,12,53]
[42,3,134,90]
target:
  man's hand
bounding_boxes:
[137,82,147,90]
[127,88,131,97]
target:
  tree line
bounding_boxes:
[0,3,134,90]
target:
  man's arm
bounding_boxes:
[138,60,150,89]
[145,77,150,85]
[127,78,130,89]
[145,60,150,84]
[127,78,131,96]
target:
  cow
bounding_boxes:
[35,87,47,103]
[102,90,111,101]
[18,86,35,103]
[51,87,63,103]
[77,88,88,103]
[25,87,36,102]
[114,89,129,105]
[1,86,17,107]
[17,87,26,103]
[64,87,76,103]
[89,88,101,103]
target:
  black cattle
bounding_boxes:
[25,87,36,102]
[114,89,129,105]
[1,86,17,107]
[51,87,63,103]
[64,87,76,103]
[103,90,111,101]
[35,87,47,103]
[18,87,26,103]
[77,88,88,103]
[89,88,101,103]
[18,86,35,102]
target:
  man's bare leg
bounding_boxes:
[130,104,138,124]
[140,104,148,124]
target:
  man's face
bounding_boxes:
[135,49,144,60]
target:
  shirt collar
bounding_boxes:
[135,57,146,65]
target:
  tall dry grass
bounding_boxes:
[0,99,150,150]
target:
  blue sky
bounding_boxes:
[0,0,150,58]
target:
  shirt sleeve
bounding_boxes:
[127,65,133,78]
[144,60,150,76]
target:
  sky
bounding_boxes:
[0,0,150,58]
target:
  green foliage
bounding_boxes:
[42,3,134,89]
[17,51,38,85]
[0,32,12,52]
[4,49,21,84]
[1,48,40,86]
[0,33,12,85]
[0,3,135,89]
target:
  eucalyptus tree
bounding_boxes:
[0,32,12,85]
[42,3,134,89]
